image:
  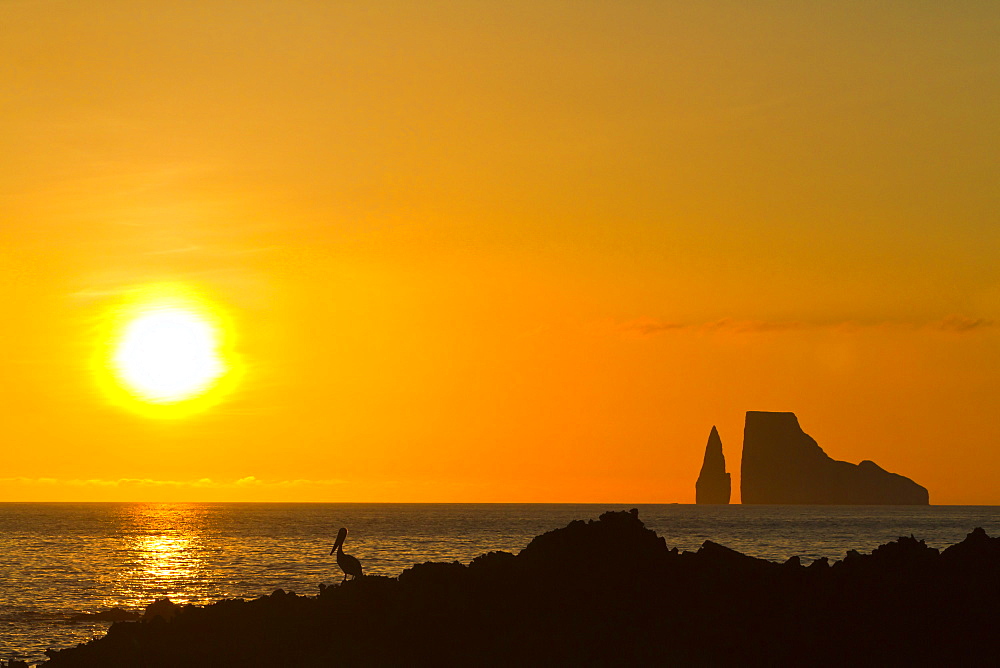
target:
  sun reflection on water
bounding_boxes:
[135,534,196,584]
[104,504,218,610]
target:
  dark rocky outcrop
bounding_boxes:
[43,510,1000,668]
[741,411,929,504]
[695,426,731,504]
[69,608,140,623]
[141,599,181,622]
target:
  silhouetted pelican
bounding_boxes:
[330,527,363,582]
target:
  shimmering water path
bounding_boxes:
[3,503,999,664]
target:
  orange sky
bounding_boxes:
[2,1,998,503]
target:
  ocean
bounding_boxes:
[2,502,999,665]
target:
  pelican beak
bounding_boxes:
[330,546,336,555]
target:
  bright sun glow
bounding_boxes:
[96,283,242,419]
[113,308,224,403]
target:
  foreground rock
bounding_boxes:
[741,411,929,504]
[69,608,140,623]
[695,425,731,504]
[44,510,996,667]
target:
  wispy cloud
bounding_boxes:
[141,245,205,256]
[700,318,809,334]
[619,315,998,337]
[140,244,280,257]
[0,477,347,489]
[931,315,996,332]
[619,318,686,336]
[620,317,811,337]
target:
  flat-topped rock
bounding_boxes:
[740,411,928,504]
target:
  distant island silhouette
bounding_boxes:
[740,411,929,504]
[41,509,998,666]
[695,425,731,504]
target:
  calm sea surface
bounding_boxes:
[2,503,999,664]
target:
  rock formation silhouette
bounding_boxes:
[740,411,929,504]
[69,608,139,623]
[41,511,1000,667]
[695,425,731,504]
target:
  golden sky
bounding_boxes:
[2,1,998,502]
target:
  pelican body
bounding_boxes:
[330,527,363,582]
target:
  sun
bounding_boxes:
[95,283,242,418]
[113,307,224,403]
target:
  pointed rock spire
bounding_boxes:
[696,426,731,504]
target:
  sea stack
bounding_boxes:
[740,411,929,505]
[696,426,731,504]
